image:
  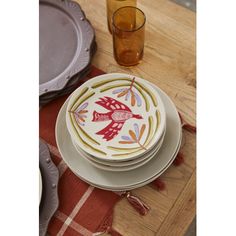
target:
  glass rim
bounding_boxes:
[112,6,146,32]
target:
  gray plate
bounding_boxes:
[39,0,95,96]
[39,43,96,105]
[39,140,59,236]
[39,41,97,105]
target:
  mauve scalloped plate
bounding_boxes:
[39,0,95,96]
[39,41,97,105]
[39,139,59,236]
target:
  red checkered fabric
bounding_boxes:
[40,67,122,236]
[39,66,194,235]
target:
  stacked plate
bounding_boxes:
[39,0,96,105]
[66,74,166,171]
[56,73,182,191]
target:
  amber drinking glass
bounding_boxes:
[112,6,146,66]
[106,0,137,33]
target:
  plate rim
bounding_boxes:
[82,134,182,191]
[72,132,165,172]
[72,126,166,167]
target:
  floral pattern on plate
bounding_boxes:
[112,77,142,107]
[119,123,147,150]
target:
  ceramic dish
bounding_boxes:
[39,40,97,105]
[39,140,59,236]
[39,0,95,96]
[72,131,165,172]
[56,84,181,190]
[39,65,92,105]
[84,133,182,191]
[39,40,97,100]
[66,73,166,161]
[72,126,166,167]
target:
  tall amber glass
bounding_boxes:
[112,6,146,67]
[106,0,137,33]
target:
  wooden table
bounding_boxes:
[75,0,196,235]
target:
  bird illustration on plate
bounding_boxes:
[92,96,143,141]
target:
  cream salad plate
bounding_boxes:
[72,129,165,168]
[66,74,166,162]
[72,130,165,172]
[56,73,181,190]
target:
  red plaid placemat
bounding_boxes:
[40,67,123,236]
[40,66,196,236]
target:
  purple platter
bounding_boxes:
[39,139,59,236]
[39,0,95,96]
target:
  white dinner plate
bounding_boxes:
[84,132,182,191]
[56,84,181,189]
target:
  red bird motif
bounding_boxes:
[92,96,143,141]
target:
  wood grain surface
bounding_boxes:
[74,0,196,235]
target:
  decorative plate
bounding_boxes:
[39,0,95,96]
[82,135,182,191]
[72,127,166,167]
[66,73,166,161]
[56,84,181,190]
[39,40,97,106]
[39,140,59,236]
[72,132,165,172]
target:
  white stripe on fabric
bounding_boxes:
[46,142,62,159]
[57,159,68,178]
[55,211,93,236]
[57,186,94,235]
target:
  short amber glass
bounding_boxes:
[106,0,137,33]
[112,6,146,67]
